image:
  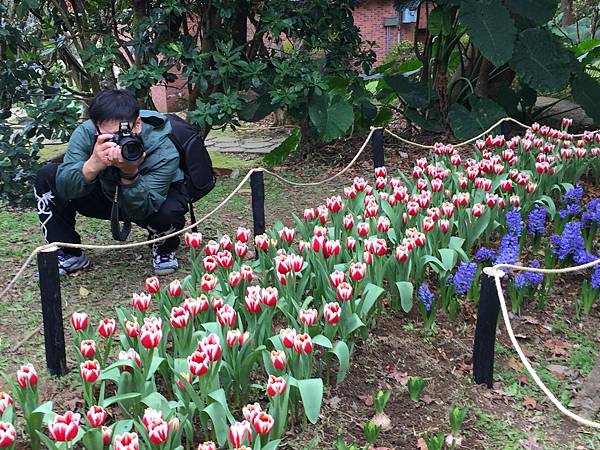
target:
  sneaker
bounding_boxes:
[153,250,178,275]
[34,251,91,279]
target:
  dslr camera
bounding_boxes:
[110,121,144,161]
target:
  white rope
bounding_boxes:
[486,259,600,429]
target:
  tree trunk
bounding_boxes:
[561,0,575,26]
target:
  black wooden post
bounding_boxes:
[372,128,385,169]
[500,120,510,138]
[250,170,265,237]
[37,247,68,376]
[473,272,500,388]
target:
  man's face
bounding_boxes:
[96,117,142,135]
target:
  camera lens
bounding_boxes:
[120,138,144,161]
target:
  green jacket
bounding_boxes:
[56,110,184,221]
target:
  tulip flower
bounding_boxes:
[353,177,367,191]
[147,418,170,445]
[145,276,160,294]
[118,349,141,371]
[170,306,190,328]
[270,350,287,370]
[188,350,211,376]
[87,405,107,427]
[471,203,485,218]
[323,302,341,325]
[346,236,356,251]
[0,393,13,415]
[198,333,222,361]
[132,292,151,312]
[260,287,279,307]
[197,442,217,450]
[326,195,343,213]
[200,273,218,292]
[226,329,242,348]
[376,216,391,233]
[356,222,369,237]
[212,297,224,311]
[236,227,251,243]
[253,412,275,435]
[140,320,162,349]
[167,280,182,298]
[220,234,233,251]
[235,241,248,258]
[71,312,88,331]
[0,422,15,447]
[323,239,341,258]
[16,363,38,389]
[114,432,139,450]
[102,426,112,446]
[349,262,366,281]
[422,216,435,232]
[48,411,80,442]
[243,403,263,424]
[204,240,219,255]
[293,332,313,354]
[254,234,269,250]
[98,318,116,338]
[80,359,101,383]
[280,328,297,349]
[229,421,252,448]
[329,270,346,288]
[217,304,237,327]
[185,232,202,248]
[299,308,318,327]
[375,176,387,190]
[342,214,354,230]
[217,251,234,269]
[278,226,295,243]
[80,339,96,358]
[374,166,387,178]
[267,375,287,397]
[438,219,450,233]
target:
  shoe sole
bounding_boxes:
[154,267,177,275]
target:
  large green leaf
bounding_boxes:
[396,281,414,313]
[263,128,300,166]
[383,74,432,108]
[510,28,575,92]
[294,378,323,424]
[448,96,505,140]
[506,0,559,26]
[308,92,354,141]
[571,71,600,123]
[428,7,454,36]
[331,341,350,384]
[460,0,516,66]
[360,283,385,317]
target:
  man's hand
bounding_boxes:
[82,134,118,183]
[106,145,145,176]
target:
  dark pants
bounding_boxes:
[33,163,189,256]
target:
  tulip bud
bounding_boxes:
[346,236,356,251]
[200,273,218,292]
[87,405,107,428]
[197,442,217,450]
[80,339,96,358]
[336,282,353,301]
[229,421,253,448]
[145,276,160,294]
[170,306,190,329]
[349,262,367,281]
[299,308,318,327]
[188,350,211,376]
[16,363,38,389]
[132,292,151,312]
[217,304,237,327]
[185,232,202,248]
[271,350,287,370]
[323,302,341,325]
[113,432,139,450]
[280,328,297,348]
[97,318,116,338]
[253,412,275,435]
[0,393,14,415]
[267,375,287,397]
[48,411,80,442]
[71,312,88,331]
[80,360,101,383]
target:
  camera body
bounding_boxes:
[110,121,144,161]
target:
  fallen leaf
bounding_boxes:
[508,357,524,372]
[518,435,543,450]
[421,394,434,405]
[387,370,410,385]
[546,364,573,380]
[521,316,539,325]
[523,396,538,409]
[79,286,90,297]
[517,374,530,385]
[544,338,571,358]
[416,437,427,450]
[327,396,342,408]
[359,395,374,407]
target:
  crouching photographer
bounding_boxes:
[34,89,196,276]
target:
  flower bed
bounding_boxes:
[1,119,599,450]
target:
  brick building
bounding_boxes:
[353,0,429,63]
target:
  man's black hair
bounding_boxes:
[88,89,140,125]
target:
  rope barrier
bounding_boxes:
[486,260,600,429]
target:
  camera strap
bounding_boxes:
[111,185,132,241]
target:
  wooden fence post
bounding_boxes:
[473,272,500,387]
[250,170,266,237]
[372,128,385,169]
[37,247,68,376]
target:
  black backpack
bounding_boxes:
[165,113,216,203]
